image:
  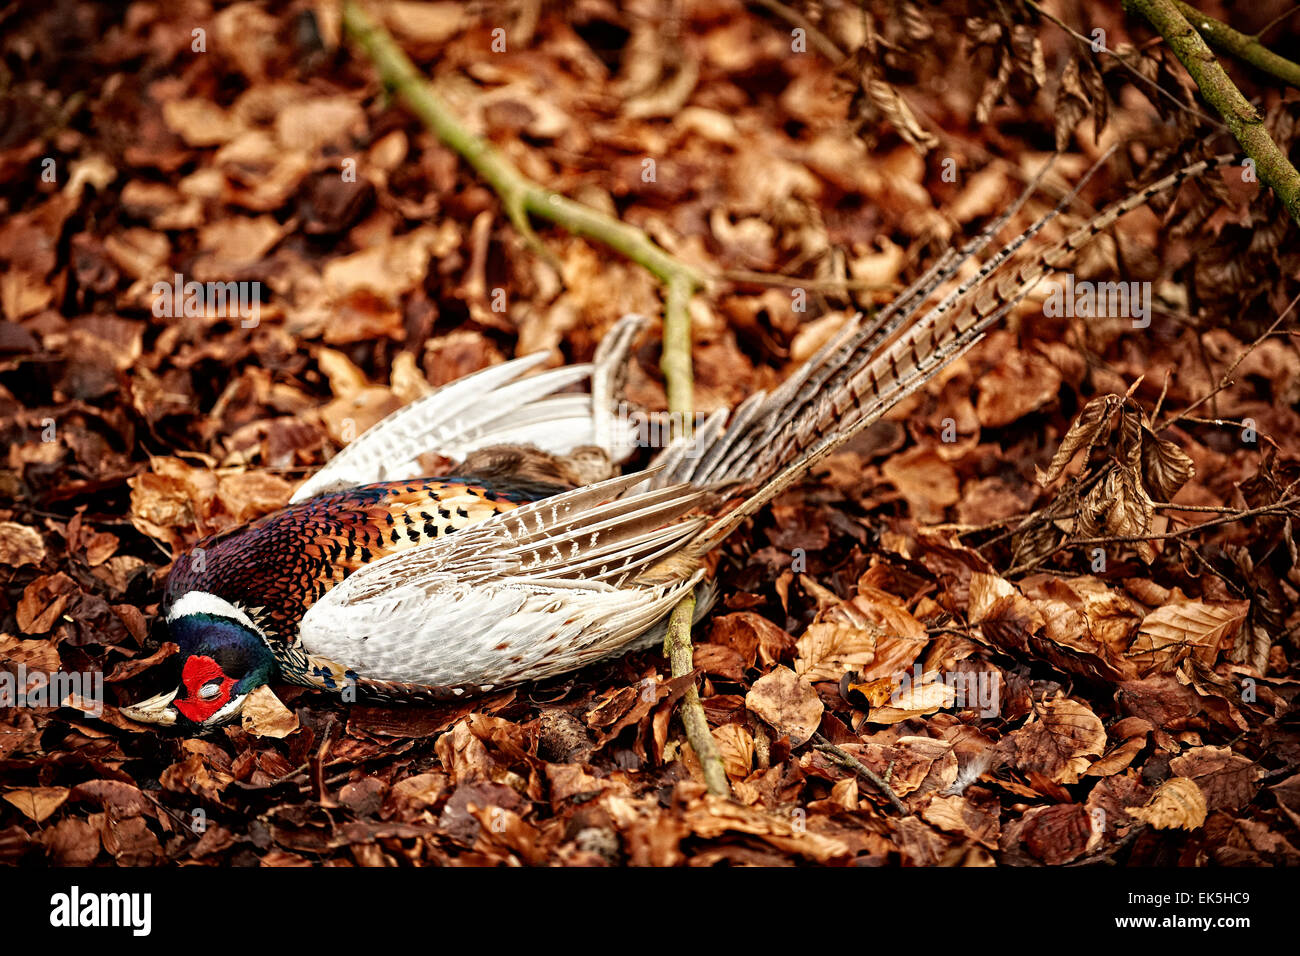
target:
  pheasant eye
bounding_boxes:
[198,680,224,701]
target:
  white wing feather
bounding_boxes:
[291,314,649,503]
[298,575,700,688]
[297,470,707,687]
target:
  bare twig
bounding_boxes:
[1156,295,1300,431]
[341,1,707,391]
[1256,4,1300,41]
[1023,0,1225,129]
[1067,495,1300,546]
[662,593,730,797]
[812,733,909,814]
[749,0,845,61]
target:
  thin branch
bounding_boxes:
[1156,294,1300,431]
[340,1,708,390]
[1067,495,1300,546]
[660,277,727,797]
[662,274,697,424]
[342,0,727,797]
[1023,0,1225,129]
[662,593,731,797]
[1256,4,1300,40]
[812,733,909,814]
[749,0,845,61]
[1171,0,1300,88]
[1124,0,1300,223]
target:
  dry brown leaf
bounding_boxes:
[712,723,756,781]
[3,787,69,823]
[976,350,1061,428]
[795,622,877,683]
[1169,745,1259,811]
[867,680,957,724]
[1126,777,1208,830]
[240,685,300,738]
[682,793,850,863]
[881,446,960,522]
[1010,695,1106,784]
[746,666,823,746]
[921,794,1000,849]
[1037,393,1121,486]
[15,573,78,634]
[162,99,243,147]
[0,522,46,568]
[1129,600,1249,675]
[1140,425,1196,501]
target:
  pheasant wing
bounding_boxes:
[291,315,647,502]
[296,470,708,688]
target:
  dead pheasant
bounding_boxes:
[123,153,1237,728]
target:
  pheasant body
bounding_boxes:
[123,153,1239,728]
[161,477,562,697]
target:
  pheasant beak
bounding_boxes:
[120,688,180,726]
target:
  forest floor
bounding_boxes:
[1,0,1298,866]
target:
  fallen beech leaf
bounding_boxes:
[0,632,62,672]
[1037,393,1121,486]
[41,817,100,865]
[1018,803,1093,864]
[976,350,1061,428]
[69,780,152,818]
[15,573,78,634]
[1140,425,1195,500]
[1129,600,1249,675]
[867,680,957,724]
[1169,745,1259,811]
[1126,777,1207,830]
[3,787,69,823]
[162,99,242,147]
[921,794,1000,849]
[712,723,756,780]
[746,666,823,746]
[382,1,470,44]
[240,685,300,738]
[216,472,294,523]
[795,621,877,682]
[881,446,960,522]
[682,793,850,863]
[1010,695,1105,784]
[0,522,45,568]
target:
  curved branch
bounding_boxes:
[1171,0,1300,88]
[1124,0,1300,223]
[342,0,729,797]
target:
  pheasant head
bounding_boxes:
[125,593,277,728]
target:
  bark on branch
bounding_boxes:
[342,0,729,797]
[1124,0,1300,223]
[341,1,706,393]
[1170,0,1300,88]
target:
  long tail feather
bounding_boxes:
[685,152,1239,553]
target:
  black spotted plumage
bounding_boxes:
[162,476,564,647]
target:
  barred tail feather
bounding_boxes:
[681,152,1240,554]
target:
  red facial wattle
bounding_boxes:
[173,654,237,723]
